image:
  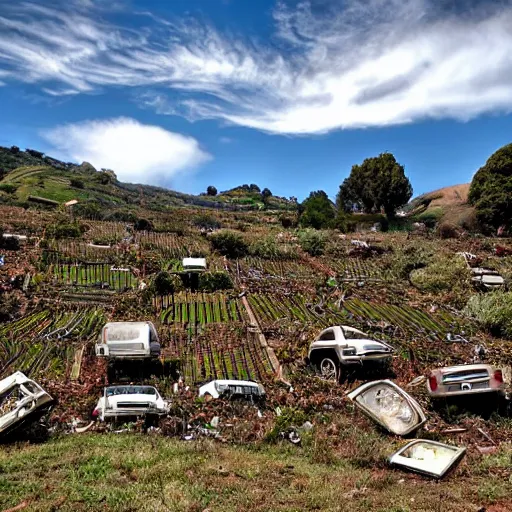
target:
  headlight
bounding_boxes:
[342,347,357,356]
[348,380,426,436]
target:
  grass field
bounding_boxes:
[1,433,511,512]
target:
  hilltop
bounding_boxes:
[405,183,476,229]
[0,146,296,214]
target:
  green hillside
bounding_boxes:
[0,146,295,214]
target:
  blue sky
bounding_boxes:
[1,0,512,201]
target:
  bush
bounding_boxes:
[209,230,248,258]
[70,178,85,189]
[193,214,221,231]
[410,256,471,294]
[279,215,296,229]
[299,229,327,256]
[249,236,295,259]
[464,292,512,337]
[437,222,459,239]
[206,185,217,196]
[134,218,153,231]
[152,271,184,295]
[47,221,84,239]
[0,183,17,194]
[198,271,233,292]
[387,243,434,278]
[103,210,138,223]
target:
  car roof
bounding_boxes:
[202,379,259,386]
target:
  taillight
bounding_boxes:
[494,369,503,383]
[92,408,99,418]
[428,375,438,391]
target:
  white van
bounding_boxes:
[95,321,161,360]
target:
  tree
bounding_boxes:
[337,153,412,217]
[261,188,272,199]
[469,143,512,232]
[209,230,249,258]
[299,190,336,229]
[207,185,217,196]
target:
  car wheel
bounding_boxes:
[318,358,338,382]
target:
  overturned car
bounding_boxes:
[92,385,169,421]
[198,380,266,401]
[427,364,505,398]
[307,326,394,381]
[0,372,54,439]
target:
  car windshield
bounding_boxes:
[105,325,144,341]
[342,327,368,340]
[106,386,156,396]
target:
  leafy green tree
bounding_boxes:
[337,153,412,217]
[207,185,217,196]
[299,190,335,229]
[469,143,512,232]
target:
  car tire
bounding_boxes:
[317,357,338,382]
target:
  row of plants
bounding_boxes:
[50,263,138,291]
[159,324,274,384]
[240,257,317,280]
[155,292,246,328]
[134,231,210,258]
[326,257,390,281]
[0,308,105,378]
[248,293,348,327]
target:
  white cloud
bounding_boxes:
[41,117,211,185]
[2,1,512,134]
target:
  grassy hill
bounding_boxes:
[405,183,476,228]
[0,146,295,214]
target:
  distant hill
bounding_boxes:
[405,183,476,228]
[0,146,295,214]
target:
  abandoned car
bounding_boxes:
[95,321,161,359]
[427,364,505,398]
[182,257,207,272]
[92,385,169,421]
[0,372,54,439]
[389,440,466,479]
[198,380,266,401]
[348,380,426,436]
[307,326,394,381]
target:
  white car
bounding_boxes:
[427,364,505,398]
[92,385,169,421]
[0,372,54,439]
[307,326,394,381]
[198,380,266,401]
[95,321,161,360]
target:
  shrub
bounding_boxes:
[0,183,17,194]
[299,229,327,256]
[70,178,85,189]
[47,221,84,239]
[464,292,512,337]
[209,230,248,258]
[193,214,221,231]
[152,271,184,295]
[102,210,137,223]
[279,215,295,229]
[410,256,471,294]
[387,243,434,278]
[134,218,153,231]
[206,185,218,196]
[437,222,459,239]
[198,271,233,292]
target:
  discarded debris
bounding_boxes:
[348,380,426,436]
[427,365,505,398]
[389,440,466,479]
[0,372,54,440]
[198,380,266,401]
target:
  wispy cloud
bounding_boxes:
[41,117,211,185]
[2,1,512,134]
